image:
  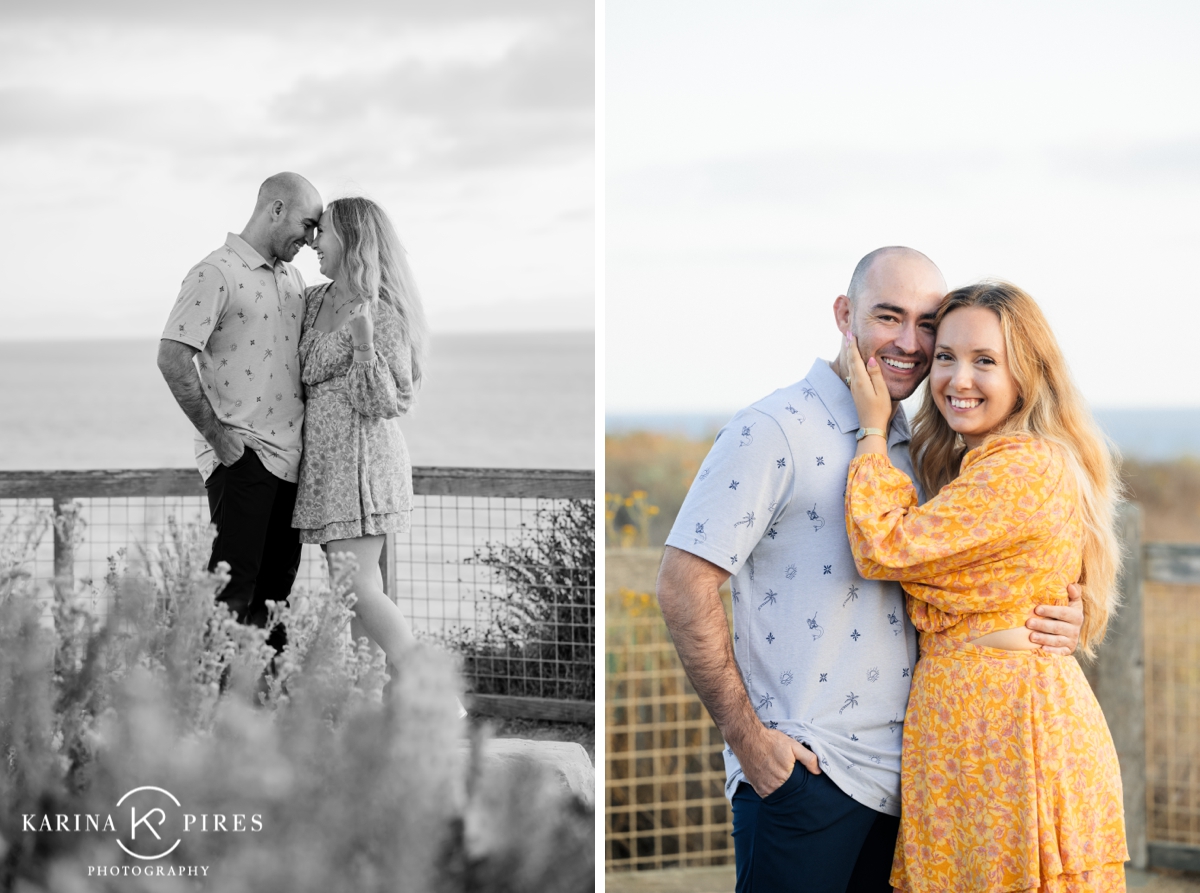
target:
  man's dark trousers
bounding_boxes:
[732,764,900,893]
[204,448,301,651]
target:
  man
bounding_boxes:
[656,247,1085,892]
[157,172,323,645]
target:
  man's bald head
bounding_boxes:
[242,172,323,263]
[253,172,321,216]
[832,246,947,402]
[846,246,944,307]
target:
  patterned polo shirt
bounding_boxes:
[664,358,921,816]
[161,233,307,483]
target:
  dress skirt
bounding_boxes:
[292,381,413,545]
[892,636,1128,893]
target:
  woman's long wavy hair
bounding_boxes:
[909,281,1122,655]
[327,196,429,385]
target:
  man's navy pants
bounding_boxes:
[732,764,900,893]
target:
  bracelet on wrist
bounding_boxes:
[353,342,373,352]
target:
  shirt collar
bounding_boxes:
[804,357,911,445]
[224,233,275,271]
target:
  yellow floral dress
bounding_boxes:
[845,435,1127,893]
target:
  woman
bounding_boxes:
[292,196,429,669]
[841,281,1126,892]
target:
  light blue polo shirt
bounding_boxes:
[664,358,920,815]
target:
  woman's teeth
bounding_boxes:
[882,357,915,370]
[949,397,981,410]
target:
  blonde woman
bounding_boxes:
[292,196,430,667]
[842,282,1127,892]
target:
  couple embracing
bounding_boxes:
[658,247,1127,892]
[157,172,428,672]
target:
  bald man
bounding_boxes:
[158,173,323,645]
[656,247,1086,892]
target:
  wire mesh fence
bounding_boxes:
[0,467,595,707]
[605,589,733,872]
[605,532,1200,875]
[1144,580,1200,848]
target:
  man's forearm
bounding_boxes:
[156,341,226,447]
[657,552,761,750]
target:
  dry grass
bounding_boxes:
[0,512,594,892]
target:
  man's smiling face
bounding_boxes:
[838,250,947,402]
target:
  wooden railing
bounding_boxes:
[0,466,596,726]
[1103,504,1200,872]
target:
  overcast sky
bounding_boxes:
[0,0,593,338]
[606,1,1200,411]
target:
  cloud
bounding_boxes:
[1048,138,1200,185]
[273,16,593,172]
[0,8,592,178]
[0,0,588,26]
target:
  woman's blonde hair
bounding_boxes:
[327,196,430,385]
[909,281,1122,655]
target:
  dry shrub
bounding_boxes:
[0,512,593,893]
[605,432,714,548]
[1121,456,1200,542]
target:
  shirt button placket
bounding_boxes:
[273,264,287,314]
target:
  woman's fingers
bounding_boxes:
[844,332,871,394]
[846,333,893,431]
[866,354,887,398]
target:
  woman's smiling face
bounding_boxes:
[312,210,343,279]
[930,305,1021,449]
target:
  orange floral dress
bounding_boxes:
[845,435,1127,893]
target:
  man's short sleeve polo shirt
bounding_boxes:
[161,233,307,483]
[664,358,921,816]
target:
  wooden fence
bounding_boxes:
[605,503,1200,873]
[0,466,596,726]
[1112,504,1200,871]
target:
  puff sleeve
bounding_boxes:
[844,437,1062,614]
[346,303,415,418]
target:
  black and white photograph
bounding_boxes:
[0,2,595,890]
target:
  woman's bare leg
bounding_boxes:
[326,535,415,662]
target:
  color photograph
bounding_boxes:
[605,4,1200,892]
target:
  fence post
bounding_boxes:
[379,532,397,601]
[52,497,76,600]
[1092,502,1146,869]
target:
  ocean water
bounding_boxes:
[1,333,594,635]
[0,333,595,471]
[606,408,1200,462]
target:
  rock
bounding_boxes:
[478,737,594,806]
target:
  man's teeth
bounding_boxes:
[882,358,915,370]
[949,397,982,409]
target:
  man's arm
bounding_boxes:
[1026,582,1084,655]
[656,545,819,798]
[156,339,243,466]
